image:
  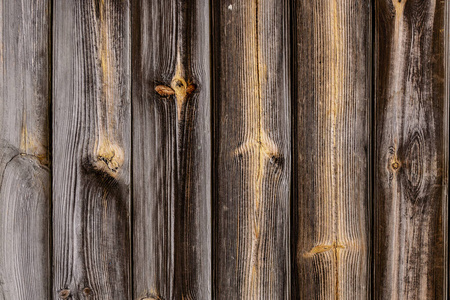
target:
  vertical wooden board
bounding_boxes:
[0,0,51,299]
[212,1,290,298]
[132,0,211,299]
[292,1,371,299]
[445,1,449,297]
[53,1,131,299]
[374,0,447,299]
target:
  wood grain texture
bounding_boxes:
[292,1,371,299]
[374,0,447,299]
[131,0,211,299]
[444,2,449,297]
[53,1,131,299]
[0,0,51,299]
[212,1,291,298]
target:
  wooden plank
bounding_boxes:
[292,1,371,299]
[52,1,131,299]
[131,0,211,299]
[374,0,447,299]
[0,0,51,299]
[445,2,449,298]
[212,1,291,298]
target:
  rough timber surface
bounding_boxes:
[292,1,372,299]
[131,0,211,299]
[213,1,291,298]
[0,0,51,299]
[374,0,448,298]
[52,1,131,299]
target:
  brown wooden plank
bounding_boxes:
[374,0,447,299]
[292,1,372,299]
[0,0,51,299]
[131,0,211,299]
[52,1,131,299]
[212,1,291,298]
[445,2,449,298]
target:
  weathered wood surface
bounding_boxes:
[292,1,371,299]
[374,0,447,299]
[0,0,51,299]
[53,1,131,299]
[212,1,291,298]
[131,0,211,299]
[444,2,449,297]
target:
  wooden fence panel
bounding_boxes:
[53,1,131,299]
[0,0,51,299]
[131,0,211,299]
[292,1,372,299]
[374,0,448,299]
[212,1,291,298]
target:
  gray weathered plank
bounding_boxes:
[292,1,372,299]
[0,0,51,299]
[212,1,291,298]
[374,0,447,299]
[53,1,131,299]
[131,0,211,299]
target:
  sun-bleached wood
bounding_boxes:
[0,0,51,299]
[131,0,211,299]
[212,1,291,298]
[292,1,372,299]
[374,0,447,298]
[52,1,131,299]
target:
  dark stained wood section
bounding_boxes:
[212,1,291,298]
[292,1,372,299]
[131,0,211,299]
[0,0,51,299]
[52,1,131,299]
[374,0,448,299]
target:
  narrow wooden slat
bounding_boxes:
[212,1,291,298]
[444,2,449,297]
[292,1,371,299]
[0,1,51,299]
[53,1,131,299]
[131,0,211,299]
[374,0,447,298]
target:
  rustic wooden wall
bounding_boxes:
[0,0,51,299]
[0,0,448,299]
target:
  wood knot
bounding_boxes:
[391,161,400,171]
[59,289,70,299]
[92,142,124,177]
[83,287,91,296]
[155,85,175,97]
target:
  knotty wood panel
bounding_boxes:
[0,0,51,299]
[292,1,371,299]
[131,1,211,299]
[53,1,131,299]
[374,0,447,298]
[212,1,291,298]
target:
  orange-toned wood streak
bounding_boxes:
[0,0,51,299]
[293,1,371,299]
[374,0,448,298]
[213,1,291,298]
[53,1,131,299]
